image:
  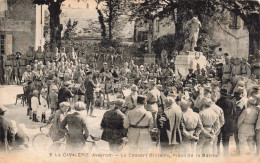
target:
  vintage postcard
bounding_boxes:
[0,0,259,162]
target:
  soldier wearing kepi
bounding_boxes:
[101,99,127,152]
[35,47,45,64]
[222,57,232,81]
[180,94,202,155]
[4,55,13,85]
[146,80,160,128]
[53,47,60,63]
[196,97,220,155]
[44,46,53,63]
[237,96,258,155]
[12,53,20,84]
[18,54,27,84]
[123,84,138,114]
[26,46,35,65]
[216,89,236,157]
[124,96,153,153]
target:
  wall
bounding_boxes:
[0,0,38,54]
[211,17,249,59]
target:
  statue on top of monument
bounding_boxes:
[182,16,202,52]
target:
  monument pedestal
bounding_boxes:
[175,51,207,79]
[144,53,156,64]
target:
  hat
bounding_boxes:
[0,106,7,114]
[220,89,228,96]
[114,99,125,107]
[74,102,85,111]
[52,85,58,92]
[204,85,211,92]
[201,97,212,107]
[86,71,92,75]
[137,95,146,105]
[60,102,71,108]
[157,84,163,91]
[26,65,31,69]
[103,62,107,65]
[188,68,194,71]
[234,88,243,97]
[64,81,71,86]
[131,84,138,91]
[211,80,219,86]
[148,79,156,85]
[165,97,175,107]
[248,97,257,105]
[237,81,245,87]
[252,85,260,90]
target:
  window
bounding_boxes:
[219,48,222,52]
[0,34,5,55]
[229,12,241,29]
[86,3,89,9]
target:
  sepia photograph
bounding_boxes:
[0,0,259,162]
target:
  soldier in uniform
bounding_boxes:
[70,47,77,64]
[99,46,107,61]
[33,64,44,105]
[93,44,100,62]
[196,97,220,155]
[221,78,233,95]
[0,56,4,84]
[161,50,168,69]
[211,80,220,103]
[180,94,202,155]
[241,58,251,79]
[18,54,27,84]
[53,47,60,63]
[222,58,232,81]
[4,55,13,85]
[12,54,19,84]
[231,58,242,84]
[26,46,35,65]
[162,65,174,88]
[60,47,67,62]
[146,80,160,128]
[123,96,153,153]
[237,96,258,155]
[35,47,45,64]
[123,84,138,114]
[44,46,53,63]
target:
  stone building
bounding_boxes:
[211,13,249,59]
[0,0,46,55]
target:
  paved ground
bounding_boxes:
[0,85,110,154]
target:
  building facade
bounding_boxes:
[0,0,46,55]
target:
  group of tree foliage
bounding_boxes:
[129,0,259,58]
[33,0,259,57]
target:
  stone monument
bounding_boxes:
[175,17,207,78]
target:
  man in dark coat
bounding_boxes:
[57,81,73,109]
[84,71,97,116]
[60,103,89,152]
[0,106,16,152]
[216,89,236,156]
[101,99,127,152]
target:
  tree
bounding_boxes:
[95,0,125,44]
[63,19,78,42]
[33,0,65,51]
[95,0,106,40]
